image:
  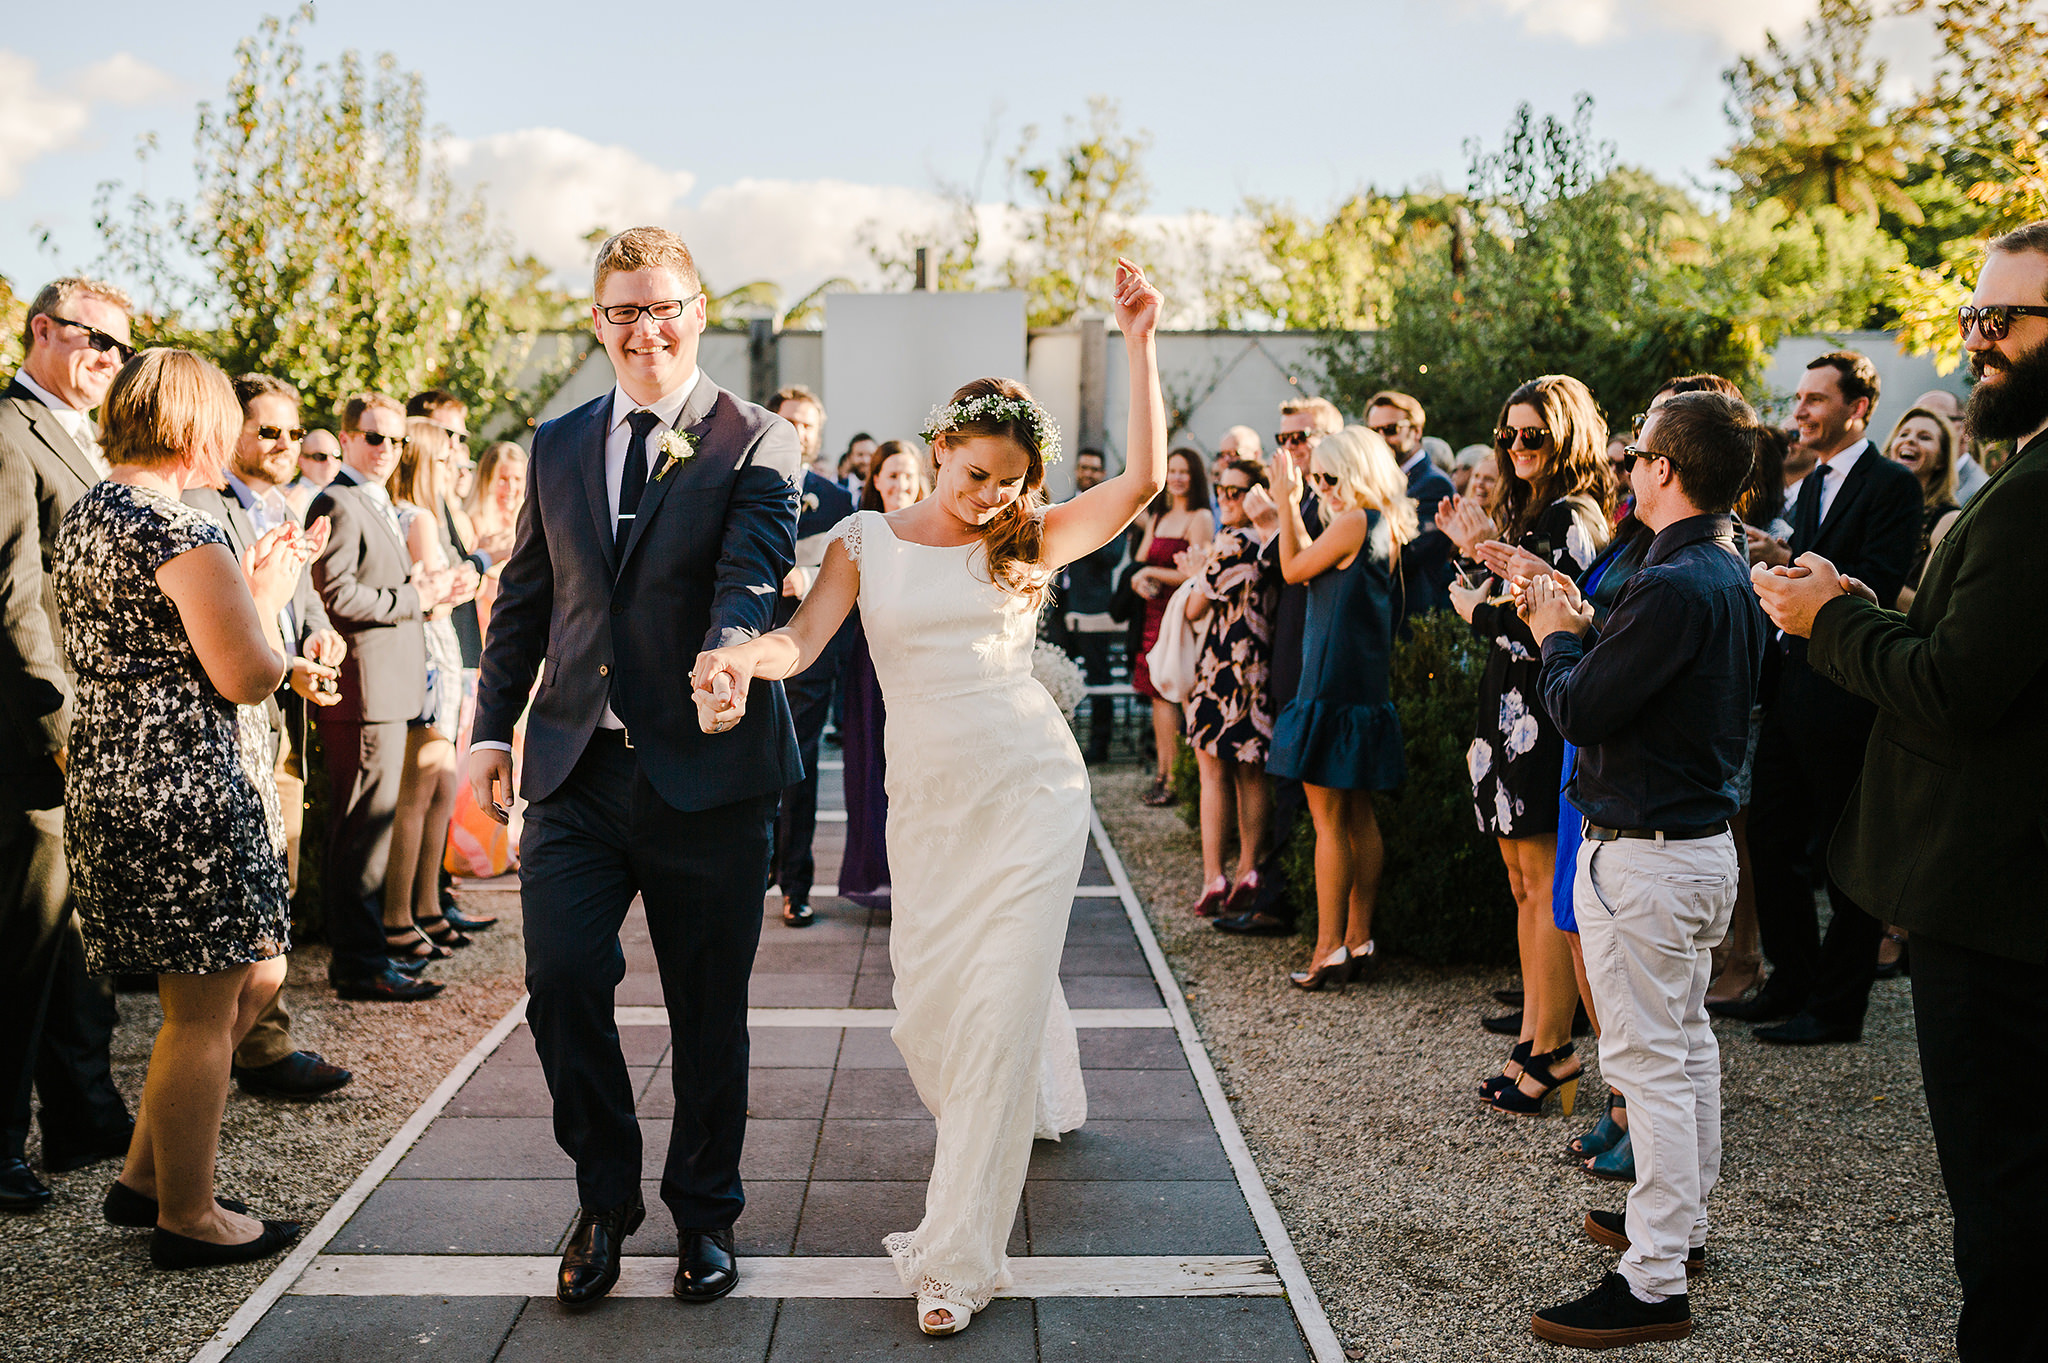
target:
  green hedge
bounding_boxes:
[1169,609,1517,964]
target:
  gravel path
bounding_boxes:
[1,881,525,1363]
[1093,764,1960,1362]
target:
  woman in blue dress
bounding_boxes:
[1265,426,1416,990]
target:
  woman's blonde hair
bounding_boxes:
[468,440,528,517]
[100,349,239,482]
[1310,426,1420,547]
[1492,374,1613,554]
[930,376,1050,601]
[1885,405,1959,510]
[391,417,449,509]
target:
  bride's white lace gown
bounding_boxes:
[831,509,1089,1310]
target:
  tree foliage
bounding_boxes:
[92,5,577,432]
[1005,98,1153,328]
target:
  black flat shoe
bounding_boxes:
[233,1051,354,1099]
[41,1122,136,1174]
[1583,1210,1704,1275]
[1531,1271,1692,1348]
[386,954,429,975]
[1492,987,1525,1007]
[0,1158,52,1212]
[674,1227,738,1302]
[334,965,445,1002]
[558,1195,644,1307]
[1483,1009,1522,1036]
[150,1218,301,1269]
[441,903,498,933]
[1707,981,1801,1022]
[104,1180,252,1228]
[782,900,815,928]
[1213,910,1295,937]
[1754,1013,1862,1046]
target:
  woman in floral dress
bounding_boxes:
[1181,459,1279,917]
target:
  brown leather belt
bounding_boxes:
[1583,819,1729,843]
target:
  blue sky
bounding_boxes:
[5,0,1927,303]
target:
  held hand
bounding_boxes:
[1131,569,1163,601]
[1448,574,1491,624]
[289,656,343,707]
[1112,259,1162,342]
[1745,524,1792,568]
[689,648,755,733]
[1751,553,1849,638]
[466,747,514,826]
[1838,574,1881,606]
[781,565,812,600]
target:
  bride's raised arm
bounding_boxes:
[690,534,859,730]
[1041,259,1167,568]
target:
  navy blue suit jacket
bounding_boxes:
[1400,456,1457,623]
[475,378,804,811]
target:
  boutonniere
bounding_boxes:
[655,429,700,481]
[802,491,820,514]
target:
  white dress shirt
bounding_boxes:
[14,371,106,476]
[223,471,300,645]
[1814,438,1869,525]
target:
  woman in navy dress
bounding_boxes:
[1265,426,1416,991]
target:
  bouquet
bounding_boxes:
[1030,640,1089,724]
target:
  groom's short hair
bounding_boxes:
[593,227,700,300]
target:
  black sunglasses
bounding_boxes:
[1368,421,1410,441]
[1216,484,1249,500]
[428,421,470,445]
[1496,426,1551,452]
[600,294,704,326]
[1275,430,1314,448]
[48,315,135,365]
[1310,471,1340,488]
[359,430,408,449]
[1619,444,1671,473]
[256,424,307,444]
[1957,304,2048,342]
[301,451,338,463]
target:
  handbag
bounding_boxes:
[1144,579,1210,704]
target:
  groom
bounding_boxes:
[469,226,802,1307]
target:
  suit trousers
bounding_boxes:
[0,804,127,1161]
[1746,702,1884,1028]
[1911,935,2048,1361]
[318,718,410,983]
[775,667,837,907]
[1069,633,1115,757]
[1576,834,1737,1300]
[521,729,773,1227]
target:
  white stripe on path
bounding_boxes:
[614,1006,1174,1028]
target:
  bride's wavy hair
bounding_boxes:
[929,376,1050,604]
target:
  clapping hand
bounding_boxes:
[1438,495,1496,557]
[1447,571,1491,624]
[1269,446,1302,504]
[1522,574,1594,639]
[289,656,343,707]
[1751,552,1866,638]
[1745,524,1792,568]
[243,520,324,617]
[1475,540,1555,586]
[1112,259,1162,341]
[1241,484,1279,535]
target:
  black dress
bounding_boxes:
[1467,497,1603,839]
[55,482,289,976]
[1185,527,1277,764]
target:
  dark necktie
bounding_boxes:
[1793,460,1832,550]
[619,409,662,539]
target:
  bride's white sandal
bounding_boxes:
[917,1296,974,1336]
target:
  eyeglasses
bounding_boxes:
[1310,472,1340,489]
[1216,485,1249,500]
[600,294,703,327]
[427,421,470,445]
[1496,426,1552,452]
[255,425,307,444]
[1957,304,2048,341]
[1275,430,1315,448]
[48,316,135,365]
[301,451,338,463]
[1368,422,1411,441]
[359,431,408,449]
[1619,444,1670,473]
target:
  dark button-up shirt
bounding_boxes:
[1538,514,1765,830]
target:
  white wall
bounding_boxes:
[1758,329,1968,427]
[822,291,1028,462]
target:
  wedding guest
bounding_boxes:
[839,442,927,911]
[1128,448,1212,805]
[0,277,136,1210]
[1466,448,1502,506]
[1214,395,1339,936]
[1715,352,1920,1046]
[1452,444,1491,497]
[466,440,527,637]
[1523,389,1766,1348]
[1218,424,1263,467]
[1366,389,1455,619]
[838,433,876,497]
[186,373,353,1101]
[1911,389,1987,504]
[56,348,312,1267]
[284,428,342,520]
[1182,459,1278,918]
[310,393,467,1001]
[1442,374,1612,1114]
[767,386,856,928]
[380,419,471,964]
[1883,404,1961,607]
[1268,428,1413,988]
[1754,224,2048,1360]
[1056,448,1124,763]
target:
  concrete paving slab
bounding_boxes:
[1027,1120,1233,1181]
[767,1298,1037,1362]
[813,1120,935,1181]
[495,1296,777,1362]
[334,1179,575,1255]
[1024,1181,1263,1256]
[227,1295,525,1363]
[1037,1297,1306,1362]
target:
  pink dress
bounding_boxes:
[1130,534,1191,700]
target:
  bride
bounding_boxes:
[691,260,1166,1336]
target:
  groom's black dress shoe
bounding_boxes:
[558,1195,644,1307]
[0,1158,52,1211]
[674,1227,738,1302]
[782,900,815,928]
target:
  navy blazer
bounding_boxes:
[1400,457,1457,623]
[475,378,804,811]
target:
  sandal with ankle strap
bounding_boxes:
[416,915,472,950]
[384,924,451,961]
[1568,1092,1626,1159]
[1485,1042,1581,1116]
[1479,1039,1533,1101]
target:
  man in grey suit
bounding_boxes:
[309,392,470,1002]
[0,277,137,1211]
[468,226,802,1309]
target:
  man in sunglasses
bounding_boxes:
[0,277,139,1209]
[1753,223,2048,1360]
[1366,389,1455,622]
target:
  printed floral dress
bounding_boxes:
[1466,497,1603,839]
[1184,527,1277,763]
[55,482,290,976]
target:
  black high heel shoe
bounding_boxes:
[1288,946,1351,992]
[1479,1040,1533,1101]
[1485,1043,1581,1116]
[1346,941,1378,983]
[416,915,472,950]
[384,925,451,962]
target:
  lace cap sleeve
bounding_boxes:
[829,511,863,563]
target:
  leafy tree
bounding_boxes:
[1218,193,1406,331]
[93,5,577,432]
[1005,97,1152,328]
[0,276,23,376]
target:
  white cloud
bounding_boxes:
[1487,0,1816,49]
[0,49,178,198]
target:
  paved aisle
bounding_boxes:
[197,761,1334,1362]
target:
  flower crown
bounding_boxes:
[920,393,1063,465]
